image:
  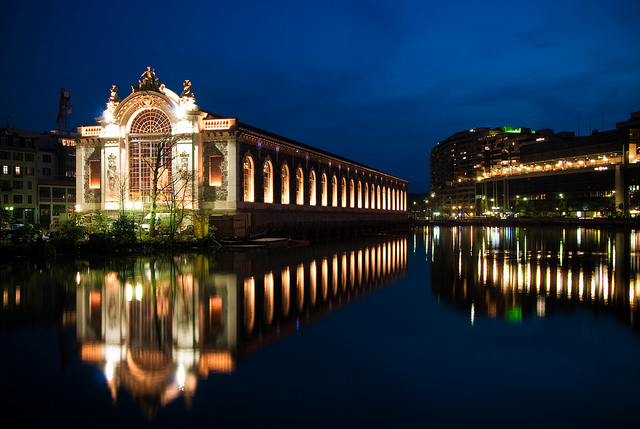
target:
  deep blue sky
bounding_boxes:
[1,0,639,192]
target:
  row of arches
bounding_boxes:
[243,237,408,332]
[243,155,407,211]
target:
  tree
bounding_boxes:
[142,133,197,239]
[159,150,194,239]
[143,133,174,237]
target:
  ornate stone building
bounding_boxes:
[77,68,408,237]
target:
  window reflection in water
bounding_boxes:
[429,226,640,328]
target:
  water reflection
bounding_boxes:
[1,234,407,419]
[428,226,640,329]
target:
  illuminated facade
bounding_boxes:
[430,126,536,216]
[477,112,640,217]
[76,68,408,237]
[430,111,640,217]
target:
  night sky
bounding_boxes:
[1,0,639,192]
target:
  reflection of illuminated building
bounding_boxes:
[429,226,640,328]
[74,234,408,418]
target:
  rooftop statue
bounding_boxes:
[132,66,162,92]
[109,84,121,103]
[181,79,194,98]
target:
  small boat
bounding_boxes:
[251,237,290,247]
[219,237,310,248]
[288,238,310,247]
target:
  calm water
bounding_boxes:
[1,226,640,428]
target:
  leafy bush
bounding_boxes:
[111,214,136,244]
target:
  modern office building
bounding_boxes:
[76,68,408,237]
[430,111,640,218]
[477,112,640,217]
[430,126,537,216]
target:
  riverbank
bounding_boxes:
[413,217,640,230]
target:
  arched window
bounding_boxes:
[309,170,317,206]
[296,167,304,205]
[281,164,290,204]
[382,186,387,210]
[128,108,172,203]
[263,161,273,203]
[332,175,338,207]
[243,156,254,202]
[321,172,328,206]
[357,180,362,208]
[364,182,369,209]
[341,177,347,207]
[349,179,355,208]
[377,185,381,209]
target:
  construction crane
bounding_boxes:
[56,88,71,132]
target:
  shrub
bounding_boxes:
[111,213,136,245]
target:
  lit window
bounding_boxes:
[296,167,304,205]
[321,172,328,206]
[364,182,369,209]
[281,164,289,204]
[2,165,7,175]
[309,170,317,206]
[332,175,338,207]
[209,155,222,186]
[14,166,21,176]
[357,180,362,208]
[263,161,273,203]
[243,156,254,202]
[89,160,100,189]
[350,179,355,208]
[341,177,347,208]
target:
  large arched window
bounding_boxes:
[281,164,290,204]
[128,108,172,203]
[243,156,254,202]
[309,170,317,206]
[332,175,338,207]
[350,179,355,208]
[357,180,362,208]
[364,182,369,209]
[372,183,376,209]
[263,160,273,203]
[341,177,347,208]
[321,172,328,206]
[377,185,381,209]
[382,186,387,210]
[296,167,304,205]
